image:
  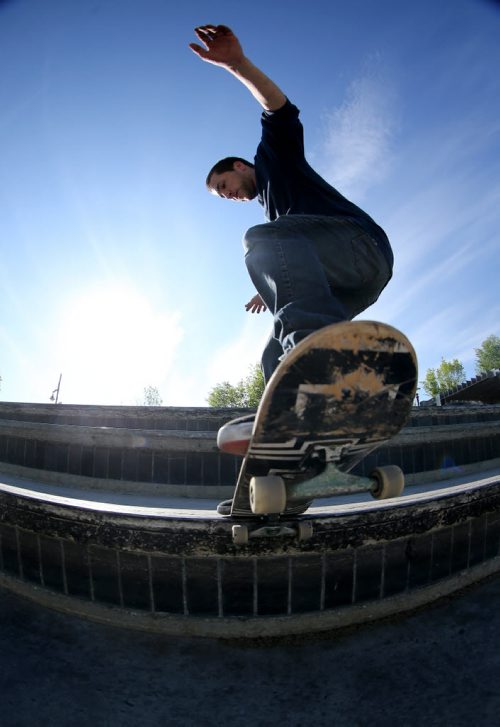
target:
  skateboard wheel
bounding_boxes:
[371,465,404,499]
[297,521,313,541]
[249,475,286,515]
[232,524,249,545]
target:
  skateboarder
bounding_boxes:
[190,24,394,455]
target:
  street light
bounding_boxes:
[50,373,62,404]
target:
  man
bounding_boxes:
[190,25,394,456]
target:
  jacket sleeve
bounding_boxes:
[259,99,305,165]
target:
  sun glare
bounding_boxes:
[55,283,183,405]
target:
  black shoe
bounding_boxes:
[217,499,233,516]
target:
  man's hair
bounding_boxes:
[205,157,255,189]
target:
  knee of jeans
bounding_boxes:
[242,223,269,253]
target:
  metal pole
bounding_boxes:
[51,373,62,404]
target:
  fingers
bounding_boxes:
[193,26,212,47]
[188,43,207,58]
[212,25,233,35]
[195,24,233,35]
[190,24,242,66]
[245,296,267,313]
[193,24,233,46]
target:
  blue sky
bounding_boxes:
[1,0,499,406]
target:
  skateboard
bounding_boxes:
[221,320,418,545]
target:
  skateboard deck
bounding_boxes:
[225,320,418,543]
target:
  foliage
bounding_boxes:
[475,334,500,374]
[206,334,500,406]
[142,385,163,406]
[207,363,265,408]
[422,369,439,398]
[422,358,466,397]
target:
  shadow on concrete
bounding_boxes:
[1,575,499,726]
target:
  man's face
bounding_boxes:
[208,161,257,201]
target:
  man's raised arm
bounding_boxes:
[189,25,286,112]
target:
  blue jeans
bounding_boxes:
[243,215,393,382]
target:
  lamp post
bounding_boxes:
[50,374,62,404]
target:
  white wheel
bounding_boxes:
[371,465,405,499]
[249,475,287,515]
[232,524,249,545]
[297,521,313,541]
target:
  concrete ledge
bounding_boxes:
[0,419,218,451]
[405,457,500,485]
[1,417,498,450]
[0,463,235,499]
[1,456,499,502]
[1,415,499,494]
[0,402,250,430]
[2,401,500,426]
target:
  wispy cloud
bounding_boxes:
[337,86,500,383]
[317,60,398,200]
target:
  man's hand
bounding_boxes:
[189,25,244,69]
[189,24,286,111]
[245,294,267,314]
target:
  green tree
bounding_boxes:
[422,358,466,397]
[422,368,439,397]
[142,385,163,406]
[242,363,265,407]
[207,364,265,408]
[475,334,500,374]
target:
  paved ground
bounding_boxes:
[2,468,499,724]
[1,574,499,727]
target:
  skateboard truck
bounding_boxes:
[232,519,314,546]
[250,463,405,514]
[230,463,404,545]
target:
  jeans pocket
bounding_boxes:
[351,232,391,285]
